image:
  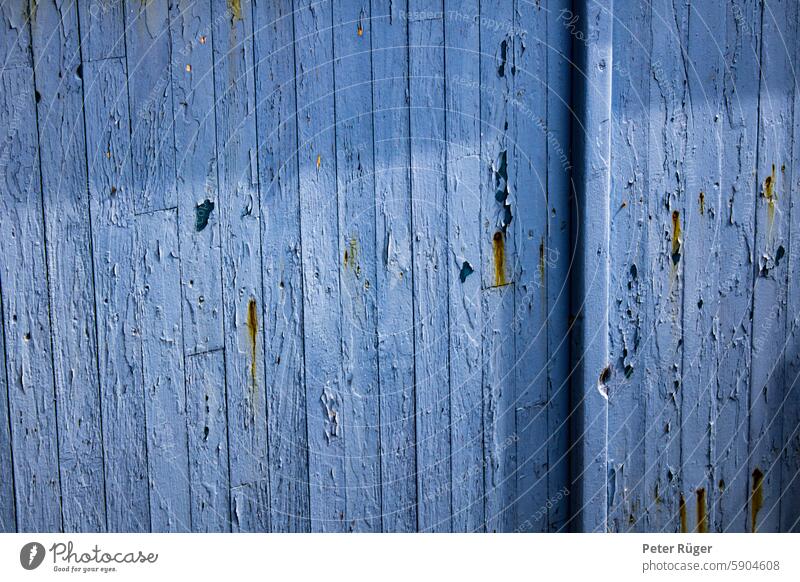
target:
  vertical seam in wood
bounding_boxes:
[207,0,234,533]
[0,274,18,532]
[477,0,487,533]
[366,0,385,533]
[289,0,314,530]
[406,0,420,533]
[249,0,273,532]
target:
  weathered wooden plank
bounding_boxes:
[607,0,650,533]
[643,0,688,532]
[78,0,126,61]
[0,279,16,532]
[714,0,760,533]
[544,0,572,533]
[512,0,548,533]
[212,0,269,533]
[83,56,151,532]
[293,0,347,532]
[136,209,191,532]
[0,0,31,68]
[479,0,517,534]
[169,0,224,355]
[0,67,62,532]
[370,0,417,533]
[781,6,800,533]
[252,0,310,533]
[332,0,382,532]
[680,0,725,534]
[125,0,177,214]
[482,285,516,532]
[748,0,796,534]
[32,0,106,532]
[408,1,451,532]
[187,349,230,532]
[569,0,611,533]
[443,0,483,533]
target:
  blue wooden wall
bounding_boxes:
[0,0,798,534]
[572,0,800,533]
[0,0,572,532]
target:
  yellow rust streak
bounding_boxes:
[228,0,242,21]
[751,468,764,532]
[696,488,708,533]
[764,164,777,239]
[492,232,507,287]
[679,494,687,533]
[247,298,258,393]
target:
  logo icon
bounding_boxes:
[20,542,46,570]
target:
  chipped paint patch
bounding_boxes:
[671,210,682,267]
[459,260,474,283]
[764,164,777,241]
[751,468,764,532]
[227,0,242,22]
[195,199,214,232]
[698,191,704,215]
[492,232,507,286]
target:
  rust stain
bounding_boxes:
[228,0,242,21]
[764,165,776,239]
[671,210,682,267]
[357,23,363,36]
[679,493,687,533]
[492,231,507,286]
[343,236,359,273]
[316,154,322,169]
[696,488,708,533]
[247,298,258,392]
[751,468,764,532]
[698,191,705,215]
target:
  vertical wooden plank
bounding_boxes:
[607,0,650,533]
[136,209,191,532]
[512,0,548,532]
[681,0,725,533]
[444,0,484,533]
[748,0,796,534]
[31,0,106,532]
[0,67,62,532]
[125,0,177,214]
[0,0,31,68]
[212,0,269,532]
[781,9,800,533]
[253,0,310,533]
[78,0,126,61]
[715,0,760,533]
[371,0,417,533]
[332,0,382,532]
[169,0,225,355]
[643,0,688,532]
[187,349,230,532]
[83,57,151,532]
[479,0,517,533]
[545,0,573,533]
[408,1,452,532]
[293,0,347,532]
[0,280,16,532]
[569,0,611,533]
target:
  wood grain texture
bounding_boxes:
[253,0,310,533]
[31,0,106,532]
